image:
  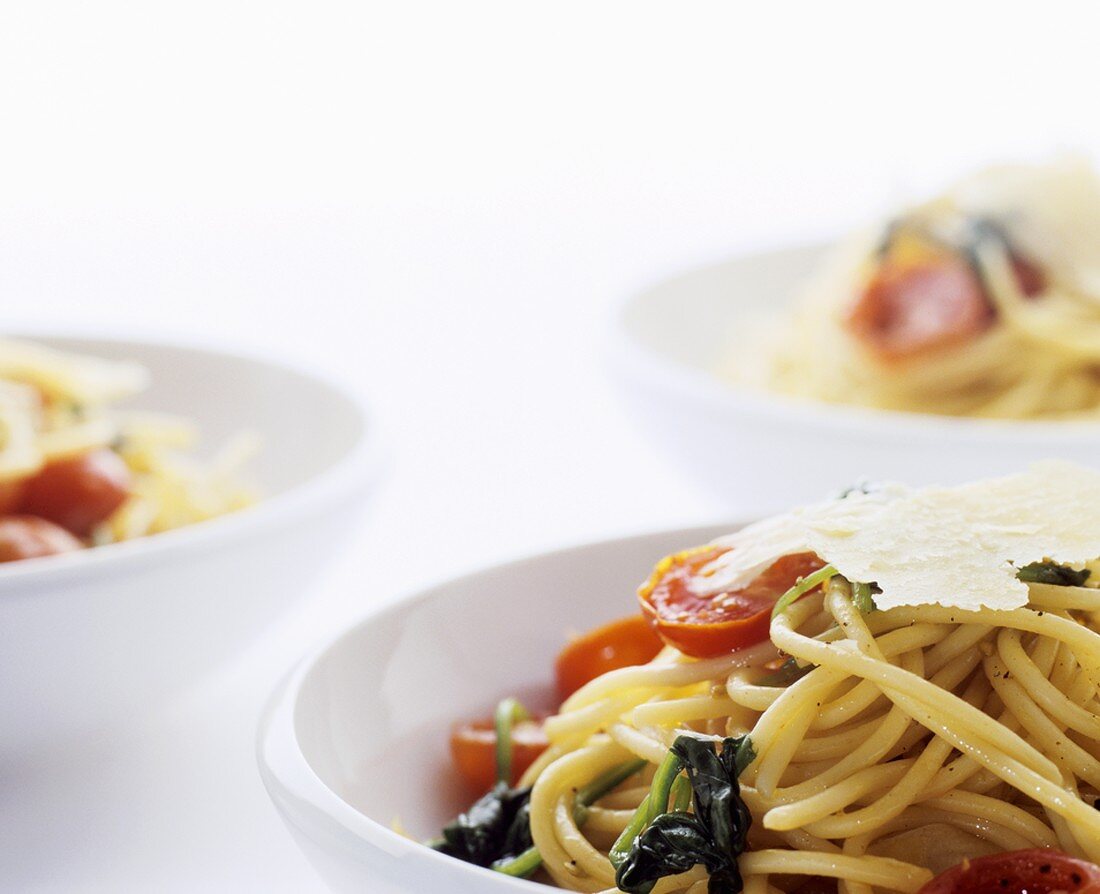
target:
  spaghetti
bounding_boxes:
[434,465,1100,894]
[0,338,255,561]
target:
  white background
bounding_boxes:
[2,1,1100,890]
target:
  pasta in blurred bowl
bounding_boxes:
[0,334,378,759]
[608,159,1100,511]
[733,159,1100,419]
[0,338,256,562]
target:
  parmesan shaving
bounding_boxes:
[704,461,1100,611]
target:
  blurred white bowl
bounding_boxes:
[0,334,380,760]
[607,244,1100,514]
[258,523,730,894]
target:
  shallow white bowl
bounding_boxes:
[0,334,379,760]
[607,244,1100,514]
[258,523,730,894]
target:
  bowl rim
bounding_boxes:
[605,240,1100,443]
[256,521,737,893]
[0,327,383,587]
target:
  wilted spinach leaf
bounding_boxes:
[852,581,880,614]
[615,735,754,894]
[756,657,813,687]
[433,782,533,868]
[436,757,649,879]
[1017,561,1090,587]
[616,813,736,893]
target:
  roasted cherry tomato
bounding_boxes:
[0,515,84,563]
[20,449,131,536]
[638,548,825,659]
[449,718,549,794]
[917,849,1100,894]
[847,222,1046,361]
[555,614,664,701]
[0,479,25,516]
[848,255,993,360]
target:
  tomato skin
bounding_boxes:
[20,449,131,536]
[639,549,825,659]
[918,850,1100,894]
[848,257,993,360]
[555,614,664,701]
[449,718,548,795]
[0,479,25,515]
[0,515,84,562]
[848,227,1047,362]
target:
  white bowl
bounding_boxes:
[607,244,1100,514]
[0,333,380,760]
[258,523,731,894]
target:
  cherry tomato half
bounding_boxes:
[0,515,84,563]
[638,548,825,659]
[918,849,1100,894]
[20,449,132,536]
[0,479,25,516]
[555,614,664,701]
[848,256,994,361]
[449,718,549,795]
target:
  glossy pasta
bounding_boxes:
[521,576,1100,894]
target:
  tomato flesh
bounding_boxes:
[638,548,825,659]
[0,479,25,516]
[449,718,548,795]
[555,614,664,701]
[0,515,84,562]
[20,449,132,536]
[918,849,1100,894]
[847,226,1047,361]
[848,256,993,360]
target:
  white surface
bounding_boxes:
[611,245,1100,513]
[2,0,1100,890]
[259,524,733,894]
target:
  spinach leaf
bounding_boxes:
[616,813,735,893]
[771,565,836,619]
[493,697,531,786]
[671,736,753,862]
[852,581,880,614]
[610,749,686,870]
[433,782,533,869]
[615,735,754,894]
[1017,560,1090,587]
[574,759,649,825]
[439,757,649,878]
[756,657,813,687]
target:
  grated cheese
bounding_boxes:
[704,461,1100,611]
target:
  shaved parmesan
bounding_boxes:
[704,461,1100,611]
[949,158,1100,297]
